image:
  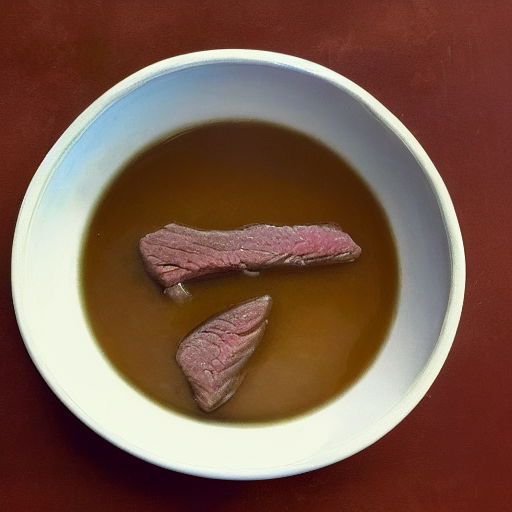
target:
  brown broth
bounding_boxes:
[80,120,399,423]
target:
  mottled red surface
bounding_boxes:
[1,1,511,510]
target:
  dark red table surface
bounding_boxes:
[2,2,511,510]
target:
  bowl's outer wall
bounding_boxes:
[12,51,465,479]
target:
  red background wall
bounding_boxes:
[1,2,511,510]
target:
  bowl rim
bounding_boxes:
[11,49,465,480]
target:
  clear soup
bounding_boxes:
[81,120,399,423]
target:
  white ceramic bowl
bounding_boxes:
[12,50,465,480]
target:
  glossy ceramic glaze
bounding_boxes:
[12,50,465,479]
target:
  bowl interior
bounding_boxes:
[13,52,460,479]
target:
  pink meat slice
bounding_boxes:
[140,223,361,297]
[176,295,272,412]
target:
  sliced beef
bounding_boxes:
[176,295,272,412]
[140,223,361,297]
